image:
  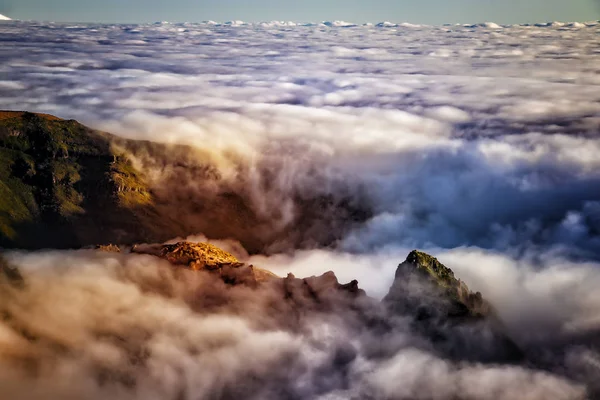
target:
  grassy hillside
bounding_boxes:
[0,111,158,248]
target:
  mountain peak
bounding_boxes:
[401,249,456,287]
[386,250,522,362]
[388,250,491,318]
[0,14,11,21]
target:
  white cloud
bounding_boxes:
[0,21,600,396]
[1,21,598,254]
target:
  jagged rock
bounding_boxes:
[132,241,278,285]
[95,244,122,253]
[129,241,365,305]
[385,250,523,363]
[386,250,491,318]
[281,271,365,312]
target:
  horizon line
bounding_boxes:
[1,17,599,27]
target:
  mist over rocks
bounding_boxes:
[0,111,371,252]
[384,250,523,364]
[0,245,590,399]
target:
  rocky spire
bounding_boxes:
[386,250,491,317]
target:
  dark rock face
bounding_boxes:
[385,250,491,318]
[384,250,523,363]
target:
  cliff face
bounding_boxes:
[0,111,272,250]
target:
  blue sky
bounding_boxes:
[1,0,598,24]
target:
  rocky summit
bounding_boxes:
[103,241,511,346]
[110,243,522,363]
[385,250,522,363]
[386,250,491,318]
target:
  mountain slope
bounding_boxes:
[0,111,282,250]
[0,112,370,251]
[0,111,164,248]
[0,111,285,249]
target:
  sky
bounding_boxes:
[0,0,599,24]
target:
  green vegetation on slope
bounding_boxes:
[110,154,152,207]
[0,111,154,248]
[402,250,457,288]
[0,147,37,238]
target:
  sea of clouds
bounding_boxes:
[1,20,600,399]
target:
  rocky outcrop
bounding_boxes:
[129,241,365,308]
[385,250,491,318]
[132,241,278,286]
[134,241,240,269]
[95,244,122,253]
[385,250,522,362]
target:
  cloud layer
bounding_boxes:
[0,248,596,399]
[1,21,599,257]
[0,21,600,398]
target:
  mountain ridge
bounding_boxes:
[0,111,370,252]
